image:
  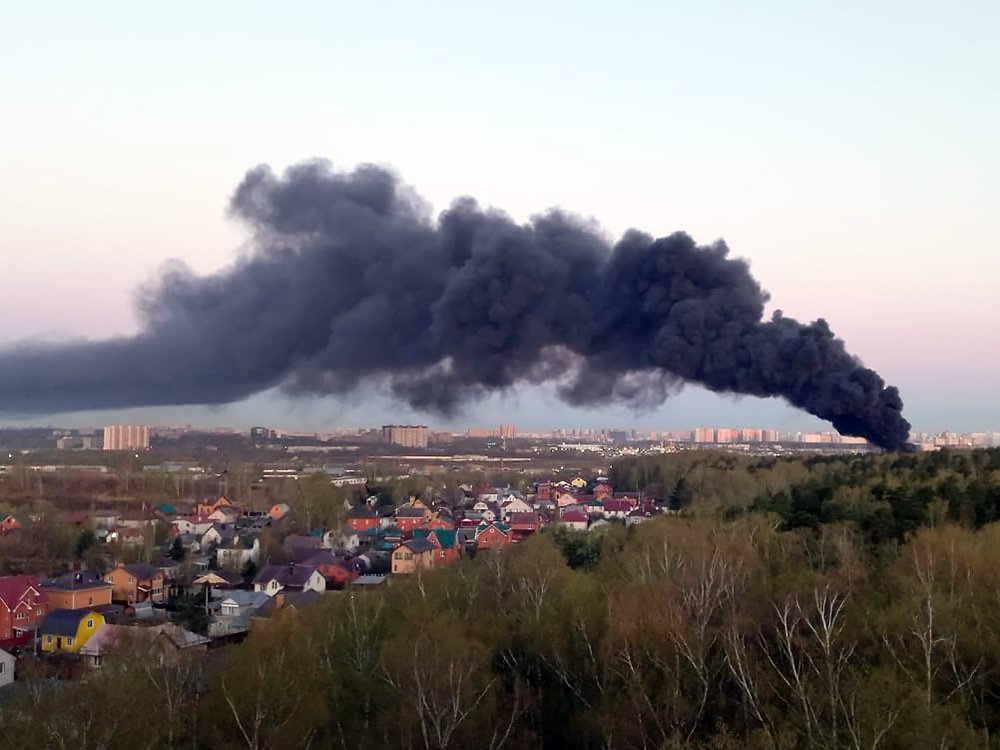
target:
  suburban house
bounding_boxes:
[507,512,542,541]
[559,511,589,532]
[42,571,113,610]
[267,503,290,521]
[391,537,436,574]
[346,505,379,533]
[80,623,211,667]
[200,523,235,551]
[207,590,271,638]
[216,534,260,569]
[502,497,533,519]
[0,575,49,646]
[39,609,105,654]
[252,564,326,597]
[207,505,240,524]
[394,506,429,534]
[0,514,24,534]
[602,499,635,519]
[195,495,233,517]
[424,529,460,565]
[474,522,511,551]
[104,563,166,605]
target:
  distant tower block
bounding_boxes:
[381,424,429,449]
[102,424,151,451]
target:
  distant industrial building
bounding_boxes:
[381,424,428,449]
[102,425,150,451]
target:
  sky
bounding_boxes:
[0,1,997,434]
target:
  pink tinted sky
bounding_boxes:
[0,2,998,432]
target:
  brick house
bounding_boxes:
[0,575,49,646]
[391,537,436,574]
[104,563,166,605]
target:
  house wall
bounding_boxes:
[0,649,14,687]
[41,613,105,654]
[46,587,112,611]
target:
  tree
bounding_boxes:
[169,535,185,561]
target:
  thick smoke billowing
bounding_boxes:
[0,160,911,450]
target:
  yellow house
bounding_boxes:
[40,609,105,654]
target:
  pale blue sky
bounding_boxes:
[1,1,997,433]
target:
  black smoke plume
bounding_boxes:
[0,160,911,450]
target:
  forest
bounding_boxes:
[3,448,1000,750]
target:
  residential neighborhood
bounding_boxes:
[0,469,668,696]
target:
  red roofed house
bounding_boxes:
[559,511,589,532]
[424,514,455,531]
[602,499,635,519]
[395,505,430,534]
[0,515,23,535]
[0,575,49,647]
[346,506,379,533]
[507,512,541,541]
[592,483,613,499]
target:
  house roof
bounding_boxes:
[284,534,324,551]
[603,499,633,512]
[253,564,319,588]
[41,608,99,636]
[508,512,539,527]
[400,538,436,554]
[347,505,376,519]
[123,563,160,580]
[395,506,426,518]
[561,511,589,523]
[0,575,46,610]
[153,503,178,515]
[351,574,387,586]
[42,571,111,593]
[430,529,458,548]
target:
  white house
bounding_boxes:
[501,497,533,520]
[0,648,14,688]
[252,564,326,597]
[559,511,589,532]
[216,535,260,569]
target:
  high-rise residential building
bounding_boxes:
[102,425,151,451]
[739,428,763,443]
[692,427,715,443]
[381,425,429,449]
[497,424,517,439]
[715,428,739,444]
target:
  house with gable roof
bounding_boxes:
[0,575,48,646]
[252,564,325,597]
[474,522,511,551]
[391,537,436,574]
[39,609,104,654]
[559,510,589,532]
[104,563,166,605]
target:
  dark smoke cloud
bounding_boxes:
[0,160,911,450]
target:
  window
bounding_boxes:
[46,635,53,644]
[15,611,26,620]
[87,619,94,629]
[66,637,74,646]
[128,576,135,584]
[0,662,5,674]
[88,597,93,605]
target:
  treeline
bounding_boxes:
[4,450,1000,749]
